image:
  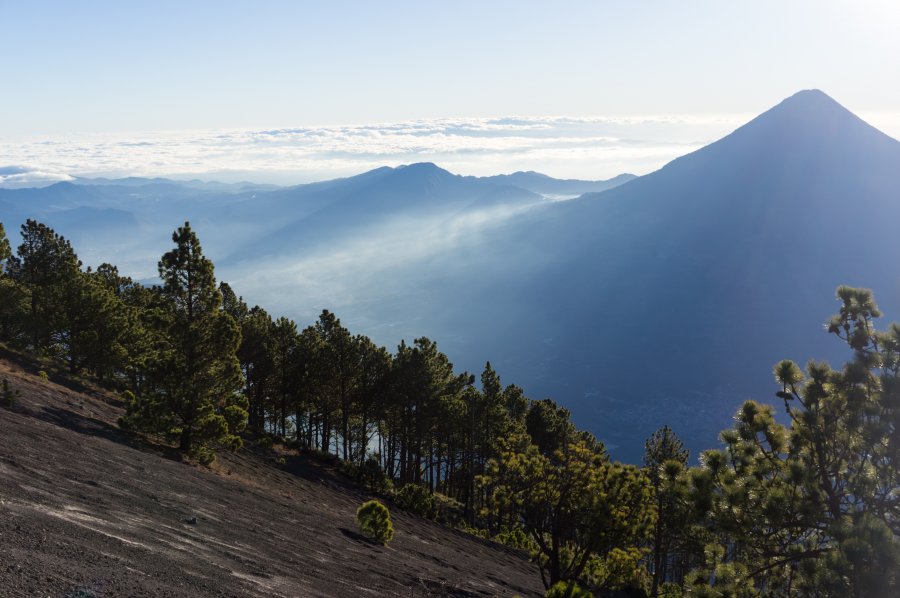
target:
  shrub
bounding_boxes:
[458,524,490,539]
[38,370,49,383]
[659,582,684,598]
[585,547,649,593]
[432,492,464,526]
[257,435,274,449]
[338,459,360,479]
[495,526,535,552]
[395,483,434,518]
[356,499,394,545]
[358,456,392,494]
[545,581,592,598]
[1,377,19,408]
[190,444,217,466]
[308,448,340,466]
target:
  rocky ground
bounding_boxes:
[0,351,543,597]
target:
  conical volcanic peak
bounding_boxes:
[772,88,849,113]
[676,88,900,174]
[572,89,900,207]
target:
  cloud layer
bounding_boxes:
[0,114,754,188]
[4,112,898,188]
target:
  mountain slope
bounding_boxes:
[421,90,900,460]
[0,355,542,597]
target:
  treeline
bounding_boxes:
[0,219,898,597]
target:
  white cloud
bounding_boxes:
[0,165,74,188]
[0,115,745,187]
[3,112,898,188]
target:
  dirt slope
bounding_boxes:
[0,355,543,597]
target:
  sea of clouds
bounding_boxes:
[0,114,763,188]
[3,110,897,189]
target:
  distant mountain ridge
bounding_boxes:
[0,163,632,268]
[474,171,636,196]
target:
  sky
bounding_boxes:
[1,0,899,184]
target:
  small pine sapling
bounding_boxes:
[356,499,394,545]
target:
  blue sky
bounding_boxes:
[1,0,898,182]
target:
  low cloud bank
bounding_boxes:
[0,115,752,188]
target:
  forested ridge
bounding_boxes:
[1,218,898,597]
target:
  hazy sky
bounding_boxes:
[1,0,898,182]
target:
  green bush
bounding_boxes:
[190,444,217,466]
[257,435,274,449]
[38,370,49,383]
[356,499,394,545]
[659,582,684,598]
[432,492,464,526]
[395,483,434,518]
[358,456,392,494]
[338,459,360,479]
[545,581,592,598]
[458,524,490,539]
[495,526,535,552]
[1,377,19,408]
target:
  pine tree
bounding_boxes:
[352,335,391,465]
[687,286,900,597]
[483,434,654,589]
[0,222,10,269]
[643,427,696,597]
[236,305,276,435]
[525,398,577,457]
[0,222,27,343]
[63,268,130,379]
[308,310,353,455]
[219,282,249,323]
[117,280,168,394]
[7,220,82,353]
[121,223,246,463]
[271,316,298,438]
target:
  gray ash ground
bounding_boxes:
[0,355,542,597]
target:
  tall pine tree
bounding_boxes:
[7,220,81,353]
[0,222,10,269]
[122,222,247,463]
[0,222,26,342]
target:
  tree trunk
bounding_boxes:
[342,410,349,462]
[549,529,561,586]
[179,427,192,453]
